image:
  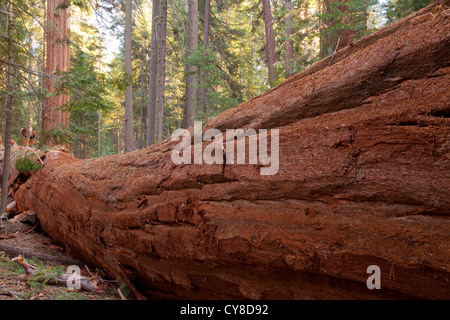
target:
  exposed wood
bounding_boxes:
[9,2,450,300]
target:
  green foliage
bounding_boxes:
[50,291,90,300]
[25,260,65,289]
[15,154,42,173]
[318,0,379,56]
[383,0,434,23]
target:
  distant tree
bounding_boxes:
[262,0,277,85]
[384,0,434,23]
[146,0,160,146]
[199,0,211,114]
[124,0,134,152]
[284,0,294,78]
[0,3,14,226]
[183,0,199,128]
[156,0,168,142]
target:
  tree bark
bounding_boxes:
[183,0,199,128]
[284,0,294,77]
[139,57,145,149]
[10,2,450,300]
[146,0,160,146]
[124,0,134,152]
[262,0,277,85]
[0,5,14,222]
[43,0,70,149]
[156,0,167,142]
[199,0,211,115]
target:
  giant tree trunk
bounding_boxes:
[43,0,70,149]
[11,2,450,300]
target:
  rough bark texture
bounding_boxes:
[1,5,14,219]
[124,0,134,152]
[262,0,277,85]
[199,0,211,114]
[284,0,294,77]
[183,0,199,128]
[146,0,160,147]
[156,0,167,143]
[43,0,70,148]
[12,2,450,300]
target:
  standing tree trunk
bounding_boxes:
[27,35,34,135]
[43,0,70,149]
[284,0,294,78]
[1,5,14,223]
[139,56,145,149]
[124,0,134,152]
[198,0,211,116]
[146,0,160,146]
[262,0,277,86]
[183,0,199,128]
[156,0,167,142]
[98,110,101,156]
[320,0,356,58]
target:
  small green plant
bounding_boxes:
[26,263,65,289]
[15,154,41,173]
[50,291,90,300]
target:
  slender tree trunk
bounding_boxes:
[43,0,70,149]
[183,0,198,128]
[124,0,134,152]
[156,0,167,142]
[117,113,121,154]
[139,58,145,149]
[146,0,160,146]
[98,110,101,156]
[262,0,277,85]
[284,0,294,78]
[198,0,210,116]
[27,35,34,135]
[1,5,14,224]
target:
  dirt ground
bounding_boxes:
[0,219,123,300]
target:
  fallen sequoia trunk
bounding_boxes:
[11,2,450,299]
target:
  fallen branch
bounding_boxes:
[12,255,99,292]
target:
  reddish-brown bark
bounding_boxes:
[10,2,450,299]
[43,0,70,149]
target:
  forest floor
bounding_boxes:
[0,219,123,300]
